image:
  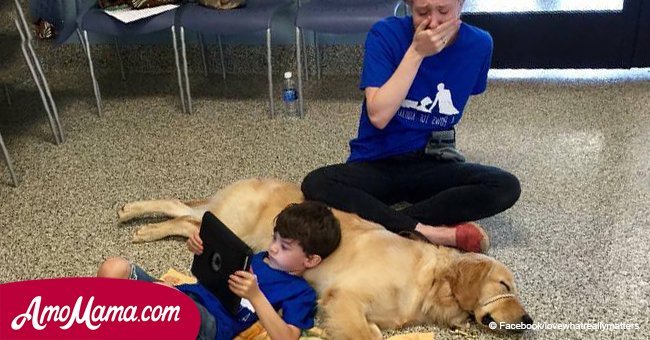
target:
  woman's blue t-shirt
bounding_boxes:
[177,252,317,339]
[349,16,493,162]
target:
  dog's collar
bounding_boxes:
[480,294,516,307]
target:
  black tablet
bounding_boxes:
[191,211,253,315]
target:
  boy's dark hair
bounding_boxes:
[273,201,341,259]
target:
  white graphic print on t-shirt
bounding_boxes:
[400,82,459,115]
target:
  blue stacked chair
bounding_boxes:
[178,0,293,116]
[295,0,402,116]
[72,0,187,115]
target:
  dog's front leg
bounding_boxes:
[132,215,200,243]
[320,290,382,340]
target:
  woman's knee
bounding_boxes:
[493,171,521,209]
[301,167,333,200]
[97,257,131,279]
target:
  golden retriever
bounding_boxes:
[118,178,531,339]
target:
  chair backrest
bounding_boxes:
[243,0,289,6]
[195,0,281,7]
[297,0,402,34]
[55,0,95,44]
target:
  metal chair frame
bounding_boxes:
[75,1,187,115]
[3,0,70,186]
[180,27,275,116]
[179,0,292,117]
[295,0,403,117]
[13,0,64,145]
[0,130,18,187]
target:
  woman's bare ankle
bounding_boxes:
[414,223,456,247]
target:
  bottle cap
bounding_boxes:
[284,72,292,79]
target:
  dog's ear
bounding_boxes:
[446,255,493,311]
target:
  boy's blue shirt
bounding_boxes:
[349,16,493,162]
[177,252,317,339]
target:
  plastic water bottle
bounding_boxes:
[282,71,298,116]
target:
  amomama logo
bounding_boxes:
[11,295,172,330]
[0,278,199,339]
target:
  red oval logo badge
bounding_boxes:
[0,278,200,339]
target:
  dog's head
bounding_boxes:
[447,253,532,332]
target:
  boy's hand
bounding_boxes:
[412,17,461,57]
[187,229,203,255]
[228,269,262,300]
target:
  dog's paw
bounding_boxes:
[369,323,382,340]
[118,204,136,223]
[450,320,471,330]
[132,226,158,243]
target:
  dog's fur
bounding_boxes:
[119,178,529,339]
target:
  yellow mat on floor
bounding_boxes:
[160,269,435,340]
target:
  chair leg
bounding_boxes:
[198,33,208,77]
[266,28,274,118]
[296,27,304,117]
[180,26,192,114]
[76,29,101,108]
[23,26,65,143]
[14,18,61,145]
[4,84,11,106]
[76,28,88,56]
[302,30,308,81]
[83,30,103,116]
[15,1,64,144]
[297,0,308,81]
[315,32,321,80]
[171,26,187,114]
[27,42,65,144]
[217,35,226,80]
[114,37,126,81]
[26,40,65,143]
[0,131,19,187]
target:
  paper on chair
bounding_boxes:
[103,4,179,24]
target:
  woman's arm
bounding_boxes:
[365,17,460,130]
[365,45,424,129]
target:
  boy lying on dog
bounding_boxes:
[97,201,341,340]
